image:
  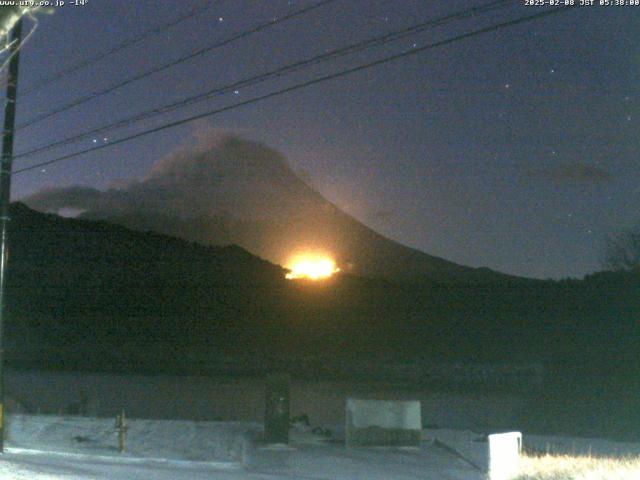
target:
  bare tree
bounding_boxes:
[604,228,640,272]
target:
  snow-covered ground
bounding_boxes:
[0,449,244,480]
[1,414,638,479]
[0,414,482,479]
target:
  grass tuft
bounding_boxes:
[512,453,640,480]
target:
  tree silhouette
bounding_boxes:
[604,227,640,272]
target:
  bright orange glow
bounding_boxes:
[285,253,340,280]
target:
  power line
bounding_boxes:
[17,0,338,130]
[21,0,221,96]
[15,0,518,160]
[14,6,575,176]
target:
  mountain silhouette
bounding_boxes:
[4,202,637,372]
[24,134,511,283]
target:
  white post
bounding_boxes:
[488,432,522,480]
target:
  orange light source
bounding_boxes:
[285,253,340,280]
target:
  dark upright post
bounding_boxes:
[0,18,23,453]
[264,373,290,444]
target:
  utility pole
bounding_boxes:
[0,18,23,453]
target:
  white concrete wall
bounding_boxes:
[347,399,421,430]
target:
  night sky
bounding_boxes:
[6,0,640,279]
